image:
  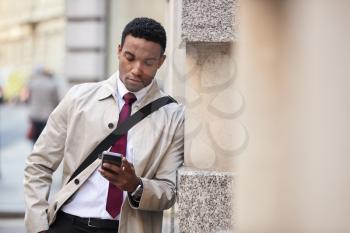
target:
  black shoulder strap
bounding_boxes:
[68,96,177,183]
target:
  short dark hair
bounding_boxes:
[121,17,167,54]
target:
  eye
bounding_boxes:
[124,52,134,61]
[144,59,156,66]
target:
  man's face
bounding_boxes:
[118,35,166,92]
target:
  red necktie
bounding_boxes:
[106,92,137,218]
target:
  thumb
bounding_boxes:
[122,157,132,170]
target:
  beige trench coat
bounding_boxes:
[24,73,184,233]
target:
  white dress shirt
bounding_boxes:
[61,76,152,219]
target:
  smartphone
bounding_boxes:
[101,151,122,166]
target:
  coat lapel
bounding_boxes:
[132,80,164,113]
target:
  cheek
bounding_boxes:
[143,76,154,84]
[144,66,158,76]
[119,61,132,73]
[142,69,157,82]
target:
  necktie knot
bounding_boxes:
[123,92,137,105]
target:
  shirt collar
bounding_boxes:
[116,75,153,103]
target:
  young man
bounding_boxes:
[24,17,184,233]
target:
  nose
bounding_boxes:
[131,61,142,76]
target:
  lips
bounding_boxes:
[126,77,142,84]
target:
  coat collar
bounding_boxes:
[134,80,164,110]
[96,72,165,110]
[96,73,119,101]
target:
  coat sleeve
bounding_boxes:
[129,105,185,211]
[23,87,74,233]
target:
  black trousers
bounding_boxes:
[48,211,119,233]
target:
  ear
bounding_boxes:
[117,44,122,58]
[158,55,166,68]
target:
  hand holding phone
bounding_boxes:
[99,151,139,192]
[101,151,122,167]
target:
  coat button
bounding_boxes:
[108,123,114,129]
[74,179,79,185]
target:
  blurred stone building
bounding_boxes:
[0,0,175,98]
[0,0,65,77]
[0,0,65,101]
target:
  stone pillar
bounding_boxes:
[163,0,186,102]
[236,1,350,233]
[178,0,240,232]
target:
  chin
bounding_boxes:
[126,84,142,92]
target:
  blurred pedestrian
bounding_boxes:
[24,17,184,233]
[27,67,59,143]
[0,85,4,104]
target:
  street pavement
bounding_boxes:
[0,104,30,233]
[0,104,62,232]
[0,104,30,214]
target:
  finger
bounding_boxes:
[98,167,132,190]
[122,158,130,168]
[102,162,123,174]
[99,166,125,184]
[99,167,118,182]
[121,158,133,172]
[125,158,134,168]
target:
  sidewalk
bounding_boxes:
[0,104,31,232]
[0,104,62,232]
[0,104,32,217]
[0,138,31,216]
[0,136,62,217]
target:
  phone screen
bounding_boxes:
[101,151,122,166]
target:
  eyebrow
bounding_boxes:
[145,57,158,61]
[124,50,159,61]
[124,51,135,58]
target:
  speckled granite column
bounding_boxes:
[178,0,241,233]
[182,0,239,42]
[178,168,234,233]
